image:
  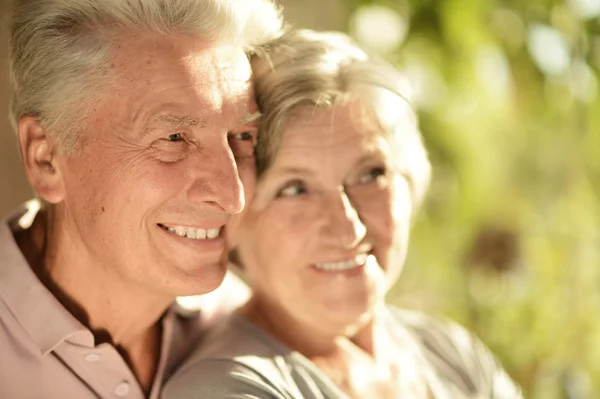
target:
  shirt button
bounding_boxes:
[84,353,100,362]
[114,381,130,397]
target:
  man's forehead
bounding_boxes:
[111,33,253,89]
[105,35,258,129]
[184,44,253,81]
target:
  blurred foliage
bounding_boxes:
[302,0,600,397]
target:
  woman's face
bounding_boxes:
[235,101,414,333]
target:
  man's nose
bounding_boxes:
[321,190,367,249]
[186,140,246,215]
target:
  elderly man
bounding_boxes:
[0,0,282,398]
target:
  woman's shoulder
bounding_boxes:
[387,306,522,398]
[183,313,284,363]
[163,356,290,399]
[388,306,482,355]
[163,314,318,399]
[388,307,494,378]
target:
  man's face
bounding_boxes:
[53,32,258,297]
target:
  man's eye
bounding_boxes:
[357,167,387,184]
[276,181,306,198]
[165,133,184,142]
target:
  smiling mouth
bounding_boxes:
[314,253,369,272]
[158,223,222,240]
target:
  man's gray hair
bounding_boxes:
[9,0,283,153]
[251,29,431,208]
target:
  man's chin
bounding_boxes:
[170,259,229,297]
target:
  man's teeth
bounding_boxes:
[315,253,368,271]
[167,225,221,240]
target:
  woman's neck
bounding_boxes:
[239,296,427,398]
[239,294,382,358]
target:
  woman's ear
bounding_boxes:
[17,115,66,204]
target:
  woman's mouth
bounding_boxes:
[314,253,369,272]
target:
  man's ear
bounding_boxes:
[17,115,66,204]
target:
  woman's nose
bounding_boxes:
[322,190,367,249]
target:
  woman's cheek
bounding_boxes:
[272,200,321,255]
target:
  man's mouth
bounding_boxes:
[158,223,222,240]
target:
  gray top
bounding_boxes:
[163,307,522,398]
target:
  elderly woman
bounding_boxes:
[163,30,522,399]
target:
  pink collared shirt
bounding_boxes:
[0,201,250,399]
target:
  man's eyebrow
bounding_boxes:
[151,114,207,127]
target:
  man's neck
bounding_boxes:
[16,207,172,393]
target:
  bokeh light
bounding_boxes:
[350,3,409,53]
[527,24,571,76]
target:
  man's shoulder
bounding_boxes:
[0,199,63,355]
[0,296,38,354]
[0,200,32,259]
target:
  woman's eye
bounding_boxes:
[358,167,387,184]
[165,133,184,142]
[234,131,254,141]
[229,131,256,158]
[276,182,306,198]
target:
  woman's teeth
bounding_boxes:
[163,225,221,240]
[315,253,368,271]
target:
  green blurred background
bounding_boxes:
[281,0,600,397]
[1,0,599,397]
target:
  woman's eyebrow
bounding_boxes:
[353,151,386,167]
[272,166,315,178]
[240,111,262,125]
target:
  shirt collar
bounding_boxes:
[0,200,247,358]
[0,200,92,355]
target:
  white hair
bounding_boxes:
[9,0,283,153]
[251,29,431,207]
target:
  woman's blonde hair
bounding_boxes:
[251,29,431,207]
[9,0,283,154]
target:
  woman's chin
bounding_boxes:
[313,294,379,335]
